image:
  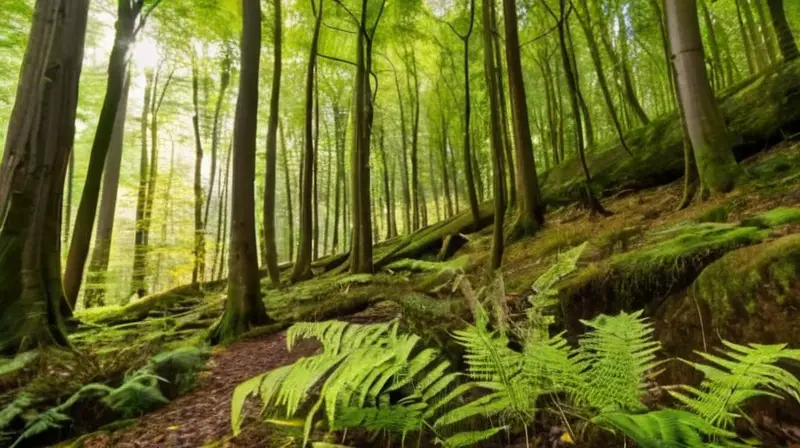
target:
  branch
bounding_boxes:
[133,0,164,36]
[319,53,358,67]
[155,69,175,114]
[368,0,387,41]
[324,22,356,34]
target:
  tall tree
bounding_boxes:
[406,47,421,231]
[263,0,282,286]
[666,0,740,196]
[767,0,800,61]
[291,0,323,282]
[84,74,131,308]
[0,0,89,352]
[204,50,232,229]
[63,0,156,309]
[131,70,153,298]
[191,53,205,287]
[502,0,544,238]
[280,122,295,262]
[210,0,271,343]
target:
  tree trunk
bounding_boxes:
[459,0,480,232]
[699,0,725,90]
[263,0,282,285]
[291,0,322,282]
[84,74,131,308]
[490,2,516,207]
[214,143,232,281]
[323,115,333,253]
[313,76,320,261]
[131,71,152,298]
[63,152,73,245]
[280,122,294,262]
[407,48,421,231]
[742,0,769,71]
[736,0,758,75]
[481,0,506,271]
[204,52,232,229]
[0,0,88,353]
[63,0,139,309]
[753,0,779,65]
[393,69,411,235]
[332,103,343,253]
[379,121,394,240]
[666,0,740,195]
[210,0,271,344]
[440,115,454,219]
[191,55,205,287]
[767,0,800,62]
[502,0,544,238]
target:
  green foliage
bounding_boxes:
[594,410,735,448]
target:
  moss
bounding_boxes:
[692,234,800,329]
[741,207,800,228]
[694,205,730,223]
[147,347,210,398]
[557,223,769,333]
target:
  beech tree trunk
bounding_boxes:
[131,71,152,298]
[292,0,323,282]
[767,0,800,62]
[204,52,232,229]
[263,0,282,285]
[191,55,205,287]
[666,0,740,195]
[210,0,271,344]
[502,0,544,238]
[407,48,421,231]
[0,0,89,353]
[332,102,343,252]
[63,0,142,309]
[393,68,412,235]
[84,74,131,308]
[378,121,394,240]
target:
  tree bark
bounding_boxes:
[214,143,232,281]
[666,0,740,196]
[280,122,294,262]
[191,54,205,287]
[332,103,343,253]
[84,74,130,308]
[379,121,394,239]
[210,0,271,344]
[63,0,141,309]
[0,0,88,352]
[131,71,152,298]
[291,0,323,282]
[439,115,453,219]
[263,0,282,285]
[767,0,800,62]
[502,0,544,238]
[204,52,232,229]
[392,67,411,235]
[406,48,421,231]
[490,1,516,207]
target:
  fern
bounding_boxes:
[435,426,507,448]
[594,410,736,448]
[574,310,661,413]
[672,341,800,429]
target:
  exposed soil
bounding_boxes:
[80,331,318,448]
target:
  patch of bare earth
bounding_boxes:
[81,332,317,448]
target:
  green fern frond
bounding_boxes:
[435,426,507,448]
[532,242,588,299]
[594,410,736,448]
[575,310,661,412]
[522,332,581,394]
[672,341,800,428]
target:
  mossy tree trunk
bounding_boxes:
[63,0,145,310]
[210,0,271,344]
[481,0,506,271]
[667,0,740,196]
[767,0,800,62]
[0,0,89,353]
[84,74,131,308]
[291,0,323,283]
[502,0,544,239]
[263,0,282,286]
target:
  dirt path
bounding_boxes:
[82,331,317,448]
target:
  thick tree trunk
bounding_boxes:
[666,0,740,195]
[131,71,152,298]
[84,74,130,308]
[63,0,139,309]
[210,0,271,344]
[481,0,506,271]
[767,0,800,62]
[0,0,88,352]
[263,0,282,285]
[291,0,322,282]
[191,55,205,287]
[502,0,544,238]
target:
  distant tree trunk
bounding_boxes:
[210,0,271,344]
[292,0,322,282]
[378,121,394,239]
[502,0,544,238]
[481,0,506,271]
[490,2,516,207]
[753,0,779,65]
[393,68,411,235]
[279,122,294,262]
[191,55,205,287]
[742,0,769,71]
[332,103,343,253]
[85,74,131,308]
[131,71,152,298]
[698,0,725,90]
[64,152,74,245]
[767,0,800,62]
[63,0,141,309]
[204,52,232,229]
[575,0,631,154]
[263,0,282,285]
[323,116,332,253]
[736,0,757,75]
[407,48,421,231]
[439,115,454,219]
[348,0,383,274]
[154,140,175,292]
[313,74,320,261]
[429,144,441,223]
[666,0,740,195]
[0,0,89,352]
[557,0,609,216]
[214,143,232,281]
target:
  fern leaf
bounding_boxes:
[232,373,265,434]
[436,426,506,448]
[594,410,735,448]
[434,392,511,427]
